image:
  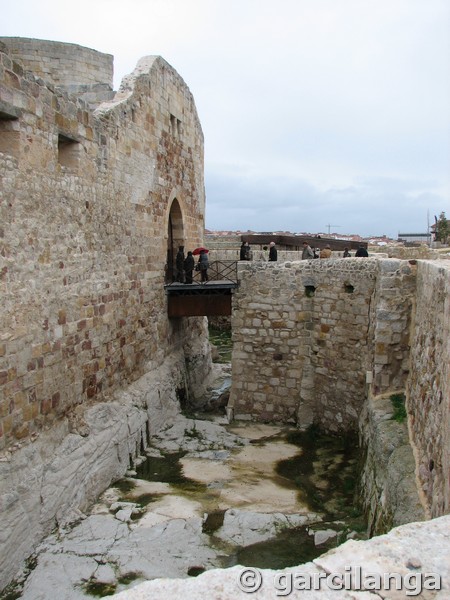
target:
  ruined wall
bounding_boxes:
[229,259,417,431]
[0,41,206,450]
[407,261,450,517]
[367,259,417,396]
[0,37,113,91]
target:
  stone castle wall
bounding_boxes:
[0,41,207,450]
[0,348,195,591]
[407,261,450,517]
[229,258,416,431]
[368,259,417,396]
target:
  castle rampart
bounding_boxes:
[229,258,415,429]
[0,37,212,590]
[0,40,207,449]
[406,261,450,517]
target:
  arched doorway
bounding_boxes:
[166,198,184,283]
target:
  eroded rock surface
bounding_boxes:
[10,419,327,599]
[109,516,450,599]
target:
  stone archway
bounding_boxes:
[166,198,184,282]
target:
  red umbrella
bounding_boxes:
[192,247,209,255]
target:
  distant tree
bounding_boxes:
[434,212,449,243]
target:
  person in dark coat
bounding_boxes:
[343,247,351,257]
[268,242,277,261]
[184,251,195,284]
[198,249,209,282]
[175,246,185,282]
[355,245,369,257]
[240,241,251,260]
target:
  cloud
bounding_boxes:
[3,0,450,237]
[205,167,443,237]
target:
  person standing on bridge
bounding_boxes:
[184,251,195,284]
[197,249,209,282]
[268,242,277,261]
[240,241,251,260]
[175,246,185,282]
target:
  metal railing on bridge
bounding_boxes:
[165,260,239,288]
[201,259,239,285]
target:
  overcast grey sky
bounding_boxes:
[3,0,450,238]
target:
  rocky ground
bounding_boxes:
[110,515,450,599]
[6,406,361,600]
[4,382,448,600]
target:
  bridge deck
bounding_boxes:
[165,280,238,293]
[165,280,238,317]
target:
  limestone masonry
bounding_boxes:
[0,37,207,448]
[230,258,416,428]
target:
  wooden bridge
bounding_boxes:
[165,260,239,317]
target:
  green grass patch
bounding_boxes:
[390,393,407,423]
[118,572,141,585]
[208,326,232,363]
[113,479,136,494]
[83,580,117,597]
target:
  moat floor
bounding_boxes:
[10,416,365,600]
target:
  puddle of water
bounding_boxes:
[202,509,226,534]
[135,451,206,494]
[132,425,312,516]
[209,327,232,363]
[132,423,364,520]
[276,427,362,519]
[228,526,335,569]
[123,421,366,572]
[215,437,307,513]
[133,451,221,521]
